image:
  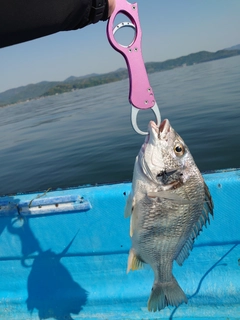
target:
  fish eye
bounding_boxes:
[174,142,185,156]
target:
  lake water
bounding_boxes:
[0,55,239,195]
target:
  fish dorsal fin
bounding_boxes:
[175,237,194,266]
[175,182,214,266]
[204,182,214,216]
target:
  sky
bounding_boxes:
[0,0,240,93]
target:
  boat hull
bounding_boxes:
[0,169,239,319]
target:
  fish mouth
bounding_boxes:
[159,119,171,138]
[148,119,171,139]
[140,119,171,153]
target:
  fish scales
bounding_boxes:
[125,119,213,312]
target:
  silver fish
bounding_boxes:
[124,119,213,312]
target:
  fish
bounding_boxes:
[124,119,214,312]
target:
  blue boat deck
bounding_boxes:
[0,169,239,319]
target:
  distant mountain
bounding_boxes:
[0,81,60,106]
[64,73,99,82]
[225,44,240,51]
[1,48,240,107]
[115,68,126,72]
[145,50,240,73]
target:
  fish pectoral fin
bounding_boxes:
[124,193,135,218]
[162,181,182,191]
[147,191,190,204]
[127,248,143,273]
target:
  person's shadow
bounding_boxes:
[26,248,88,320]
[7,216,88,320]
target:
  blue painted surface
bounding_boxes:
[0,169,239,319]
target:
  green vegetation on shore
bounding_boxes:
[1,49,240,107]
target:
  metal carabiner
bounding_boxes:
[130,102,161,135]
[107,0,161,135]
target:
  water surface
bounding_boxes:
[0,56,239,195]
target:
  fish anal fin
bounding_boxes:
[127,248,143,273]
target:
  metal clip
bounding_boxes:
[107,0,161,135]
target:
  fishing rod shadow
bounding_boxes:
[168,243,238,320]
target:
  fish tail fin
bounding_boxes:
[147,277,188,312]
